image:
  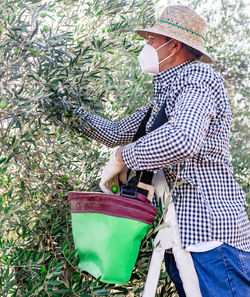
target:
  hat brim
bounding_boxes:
[135,27,213,63]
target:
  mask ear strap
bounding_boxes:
[156,38,173,51]
[159,52,175,64]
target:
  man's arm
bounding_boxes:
[121,71,216,170]
[68,102,152,147]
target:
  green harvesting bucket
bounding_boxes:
[68,191,157,284]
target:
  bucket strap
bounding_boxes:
[123,101,169,198]
[126,105,153,180]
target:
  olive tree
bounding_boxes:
[0,0,249,296]
[0,0,176,296]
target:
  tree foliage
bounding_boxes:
[0,0,249,296]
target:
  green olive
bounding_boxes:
[111,185,118,194]
[58,128,63,134]
[42,25,49,32]
[0,101,8,109]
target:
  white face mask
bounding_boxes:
[138,39,174,74]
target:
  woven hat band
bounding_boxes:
[158,20,205,41]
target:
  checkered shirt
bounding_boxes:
[71,61,250,251]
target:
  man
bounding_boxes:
[69,5,250,297]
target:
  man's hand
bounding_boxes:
[99,147,127,194]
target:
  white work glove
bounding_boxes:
[99,150,127,194]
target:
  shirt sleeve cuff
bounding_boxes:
[122,142,139,171]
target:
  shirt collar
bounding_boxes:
[153,60,196,85]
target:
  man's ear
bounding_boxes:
[172,40,182,53]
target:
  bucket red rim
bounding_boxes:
[68,192,157,225]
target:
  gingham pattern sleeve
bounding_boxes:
[122,67,216,170]
[69,102,152,147]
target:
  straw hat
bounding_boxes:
[135,5,212,63]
